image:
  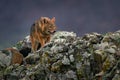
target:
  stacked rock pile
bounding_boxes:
[0,31,120,80]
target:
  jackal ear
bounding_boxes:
[51,17,55,23]
[44,18,48,23]
[40,17,48,24]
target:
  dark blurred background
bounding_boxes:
[0,0,120,49]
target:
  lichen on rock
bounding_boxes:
[0,31,120,80]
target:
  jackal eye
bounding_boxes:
[49,25,53,27]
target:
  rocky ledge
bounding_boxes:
[0,31,120,80]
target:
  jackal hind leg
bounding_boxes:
[38,37,45,48]
[31,37,38,53]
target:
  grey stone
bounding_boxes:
[0,31,120,80]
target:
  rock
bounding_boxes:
[66,70,77,79]
[51,31,76,40]
[105,47,116,54]
[4,64,27,80]
[0,48,23,67]
[62,55,70,65]
[25,53,40,65]
[0,31,120,80]
[14,36,32,57]
[0,51,11,67]
[112,74,120,80]
[69,55,75,62]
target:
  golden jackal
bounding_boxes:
[5,48,23,65]
[30,17,57,52]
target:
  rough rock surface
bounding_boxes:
[0,31,120,80]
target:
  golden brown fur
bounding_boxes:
[5,48,23,65]
[30,17,57,52]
